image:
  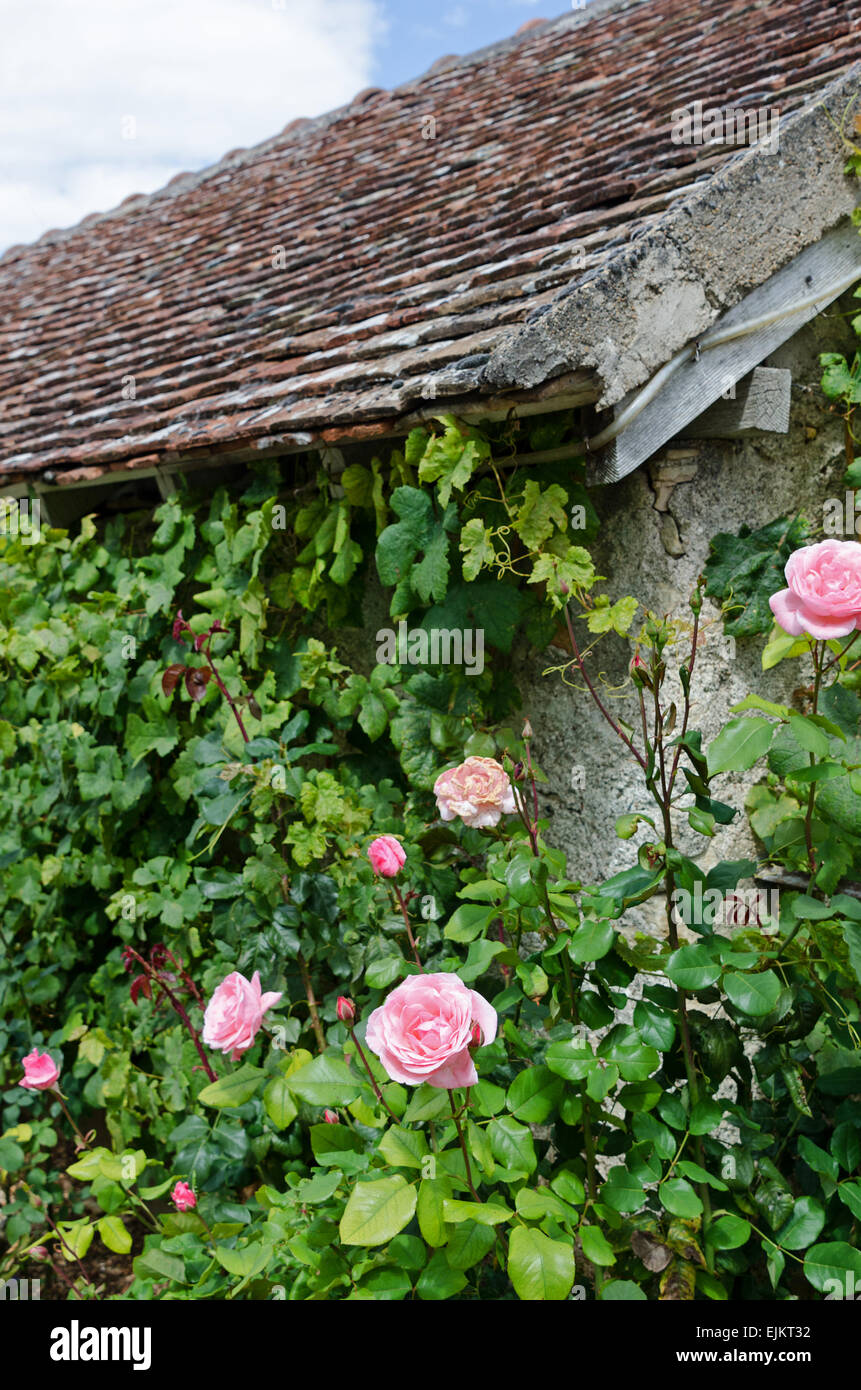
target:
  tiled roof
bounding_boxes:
[1,0,860,480]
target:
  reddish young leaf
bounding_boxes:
[184,667,212,702]
[162,663,186,695]
[130,976,152,1005]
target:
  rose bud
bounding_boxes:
[171,1180,197,1212]
[337,996,356,1025]
[29,1246,49,1261]
[367,834,406,878]
[522,719,533,740]
[469,1022,484,1051]
[323,1110,340,1125]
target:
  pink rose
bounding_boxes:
[202,970,282,1061]
[19,1048,60,1091]
[770,539,861,639]
[433,756,517,829]
[171,1180,197,1212]
[367,834,406,877]
[365,972,497,1089]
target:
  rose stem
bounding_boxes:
[203,632,250,744]
[448,1091,481,1202]
[346,1025,399,1122]
[41,1204,97,1293]
[562,602,648,771]
[49,1090,90,1151]
[393,884,424,971]
[803,640,825,881]
[298,950,327,1053]
[126,948,219,1084]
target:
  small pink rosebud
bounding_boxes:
[171,1180,197,1212]
[522,719,533,741]
[18,1048,60,1091]
[512,760,524,781]
[367,834,406,878]
[337,996,356,1026]
[29,1246,49,1261]
[323,1109,340,1125]
[469,1022,484,1050]
[558,581,570,596]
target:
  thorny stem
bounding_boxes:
[125,947,217,1083]
[204,635,251,745]
[803,641,825,882]
[298,951,326,1053]
[393,884,424,972]
[449,1091,481,1201]
[50,1090,90,1152]
[347,1025,399,1122]
[40,1203,97,1293]
[562,603,647,771]
[667,598,701,798]
[821,628,861,675]
[581,1098,598,1201]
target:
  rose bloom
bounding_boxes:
[19,1048,60,1091]
[770,539,861,639]
[171,1180,197,1212]
[433,756,516,829]
[365,972,497,1089]
[367,834,406,877]
[202,970,282,1061]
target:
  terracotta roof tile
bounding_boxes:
[1,0,860,477]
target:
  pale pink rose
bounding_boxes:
[19,1048,60,1091]
[367,834,406,877]
[433,756,517,829]
[770,539,861,639]
[202,970,282,1061]
[365,972,497,1089]
[171,1180,197,1212]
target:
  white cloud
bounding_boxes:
[0,0,383,250]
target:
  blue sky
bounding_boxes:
[0,0,578,252]
[373,0,558,90]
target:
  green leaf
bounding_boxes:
[416,1249,468,1300]
[797,1135,839,1183]
[287,1053,362,1108]
[443,1199,512,1226]
[377,1126,430,1170]
[708,1215,751,1250]
[214,1243,273,1279]
[706,717,774,775]
[262,1075,298,1130]
[567,918,614,963]
[513,481,568,549]
[723,970,782,1017]
[506,1066,564,1123]
[832,1121,861,1173]
[416,1177,453,1247]
[507,1226,576,1301]
[600,1280,647,1301]
[339,1176,418,1247]
[444,903,495,943]
[134,1247,186,1285]
[579,1224,616,1266]
[704,516,809,638]
[489,1115,537,1175]
[659,1179,703,1219]
[775,1197,826,1252]
[665,945,721,991]
[197,1064,266,1109]
[803,1242,861,1293]
[601,1166,646,1214]
[445,1220,497,1270]
[97,1215,132,1255]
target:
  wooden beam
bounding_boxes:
[681,366,791,439]
[593,221,861,483]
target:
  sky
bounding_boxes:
[0,0,575,252]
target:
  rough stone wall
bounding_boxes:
[518,299,857,916]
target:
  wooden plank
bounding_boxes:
[593,221,861,483]
[682,366,791,438]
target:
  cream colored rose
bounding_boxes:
[433,755,517,829]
